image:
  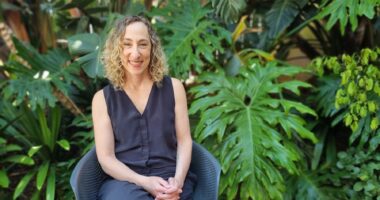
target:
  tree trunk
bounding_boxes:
[34,0,56,52]
[3,10,30,42]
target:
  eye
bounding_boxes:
[139,43,149,48]
[123,43,132,47]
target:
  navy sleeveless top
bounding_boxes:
[103,76,177,176]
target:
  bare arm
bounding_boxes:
[171,78,193,187]
[157,78,192,200]
[92,90,169,196]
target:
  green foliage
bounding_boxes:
[0,137,27,189]
[0,104,34,190]
[284,126,346,200]
[284,169,347,200]
[209,0,247,23]
[189,59,317,199]
[328,148,380,199]
[69,114,94,153]
[265,0,308,39]
[0,102,70,200]
[2,37,84,110]
[68,13,122,78]
[150,0,231,79]
[68,33,103,78]
[311,48,380,149]
[316,0,380,34]
[2,0,380,199]
[312,75,342,119]
[53,0,109,34]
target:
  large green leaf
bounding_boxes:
[68,33,100,55]
[316,0,380,34]
[68,33,103,78]
[151,0,230,79]
[3,38,83,110]
[67,13,122,78]
[210,0,247,23]
[190,59,317,199]
[265,0,308,39]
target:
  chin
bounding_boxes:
[126,67,148,76]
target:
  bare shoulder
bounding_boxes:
[92,89,106,107]
[171,77,185,93]
[170,77,187,106]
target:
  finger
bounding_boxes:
[162,190,182,199]
[156,192,175,199]
[164,186,178,194]
[165,197,179,200]
[158,178,170,188]
[166,184,182,194]
[155,186,168,194]
[168,195,181,200]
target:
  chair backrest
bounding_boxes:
[70,142,221,200]
[70,148,107,200]
[191,142,221,200]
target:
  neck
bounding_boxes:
[124,73,152,90]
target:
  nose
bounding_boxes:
[130,46,140,59]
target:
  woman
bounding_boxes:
[92,16,196,200]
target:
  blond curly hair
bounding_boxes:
[102,16,167,89]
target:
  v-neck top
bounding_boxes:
[121,83,154,116]
[103,76,177,175]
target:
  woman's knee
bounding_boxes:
[98,179,153,200]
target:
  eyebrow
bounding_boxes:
[123,38,150,42]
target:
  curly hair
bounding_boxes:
[102,16,167,89]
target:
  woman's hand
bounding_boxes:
[155,177,183,200]
[141,176,171,198]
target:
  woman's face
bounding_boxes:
[121,22,151,77]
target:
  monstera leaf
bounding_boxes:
[189,59,317,199]
[151,0,230,79]
[2,38,83,110]
[317,0,380,34]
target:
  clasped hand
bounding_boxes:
[142,176,182,200]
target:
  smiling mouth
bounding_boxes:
[128,60,143,67]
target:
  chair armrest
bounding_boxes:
[70,147,107,200]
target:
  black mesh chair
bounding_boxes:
[70,142,221,200]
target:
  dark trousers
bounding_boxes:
[98,173,196,200]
